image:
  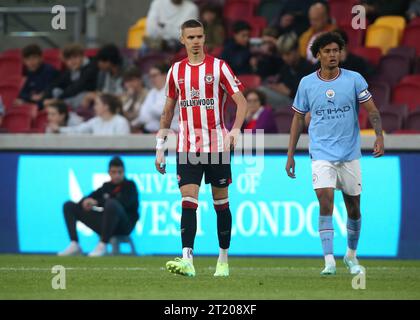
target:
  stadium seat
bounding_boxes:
[351,47,382,66]
[248,16,267,38]
[371,55,411,87]
[0,112,32,133]
[32,110,48,132]
[329,0,358,25]
[374,16,406,41]
[127,17,147,49]
[224,0,254,22]
[110,235,136,255]
[339,24,365,51]
[43,48,62,70]
[392,83,420,111]
[402,25,420,56]
[409,17,420,27]
[85,48,99,58]
[372,108,405,133]
[405,110,420,130]
[400,74,420,85]
[0,84,21,109]
[137,53,172,74]
[237,74,261,89]
[387,46,416,64]
[0,56,23,80]
[368,81,391,108]
[274,109,293,133]
[0,48,21,59]
[365,24,400,54]
[209,46,223,58]
[9,103,38,119]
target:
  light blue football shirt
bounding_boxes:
[292,68,372,161]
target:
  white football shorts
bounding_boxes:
[311,159,362,196]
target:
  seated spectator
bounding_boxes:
[240,89,278,134]
[82,44,125,108]
[15,44,59,109]
[259,32,315,108]
[45,100,83,133]
[221,20,253,75]
[333,29,374,79]
[253,28,283,80]
[121,67,148,123]
[45,43,98,109]
[362,0,410,24]
[144,0,199,52]
[299,2,336,64]
[407,0,420,20]
[132,63,178,133]
[201,4,225,51]
[273,0,313,37]
[58,156,139,257]
[49,93,130,135]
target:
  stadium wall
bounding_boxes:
[0,134,419,259]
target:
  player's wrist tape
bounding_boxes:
[156,138,166,150]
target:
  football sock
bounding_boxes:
[182,247,193,263]
[319,215,334,263]
[214,198,232,250]
[181,197,198,258]
[347,217,361,257]
[218,248,228,264]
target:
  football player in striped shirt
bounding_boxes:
[155,19,247,277]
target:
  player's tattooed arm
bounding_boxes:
[361,98,385,157]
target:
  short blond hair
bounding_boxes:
[277,32,298,55]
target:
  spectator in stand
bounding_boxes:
[58,156,139,257]
[407,0,420,20]
[132,63,178,133]
[334,29,374,80]
[253,27,283,80]
[15,44,59,109]
[201,4,225,52]
[299,2,336,64]
[361,0,410,24]
[240,89,278,134]
[121,67,148,123]
[49,93,130,135]
[221,20,253,75]
[259,32,315,108]
[44,43,98,110]
[273,0,313,37]
[45,100,83,133]
[0,96,4,128]
[81,44,126,109]
[145,0,199,52]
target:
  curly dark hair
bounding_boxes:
[310,31,345,58]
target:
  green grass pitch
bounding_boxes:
[1,255,420,300]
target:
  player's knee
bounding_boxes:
[213,198,229,212]
[182,196,198,210]
[104,198,119,210]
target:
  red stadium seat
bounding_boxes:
[405,110,420,130]
[402,25,420,56]
[372,108,405,133]
[274,109,293,133]
[9,103,38,119]
[368,81,390,109]
[43,48,62,70]
[0,56,23,81]
[0,112,32,133]
[32,110,48,132]
[237,74,261,89]
[248,16,267,38]
[223,0,254,22]
[138,53,172,74]
[409,17,420,27]
[392,83,420,111]
[339,25,365,51]
[84,48,99,58]
[209,46,223,58]
[0,48,22,59]
[329,0,359,25]
[387,46,417,63]
[0,84,21,109]
[351,47,382,66]
[400,74,420,85]
[371,55,411,87]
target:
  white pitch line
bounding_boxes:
[0,266,419,272]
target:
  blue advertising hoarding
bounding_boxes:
[12,154,401,257]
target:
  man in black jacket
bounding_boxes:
[58,156,139,257]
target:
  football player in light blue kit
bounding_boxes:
[286,32,385,275]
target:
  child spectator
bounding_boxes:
[121,67,148,123]
[201,4,225,51]
[45,100,83,133]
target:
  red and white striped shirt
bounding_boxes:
[166,55,244,153]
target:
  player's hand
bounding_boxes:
[225,128,240,151]
[285,156,296,178]
[155,149,166,174]
[82,198,98,211]
[373,135,384,158]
